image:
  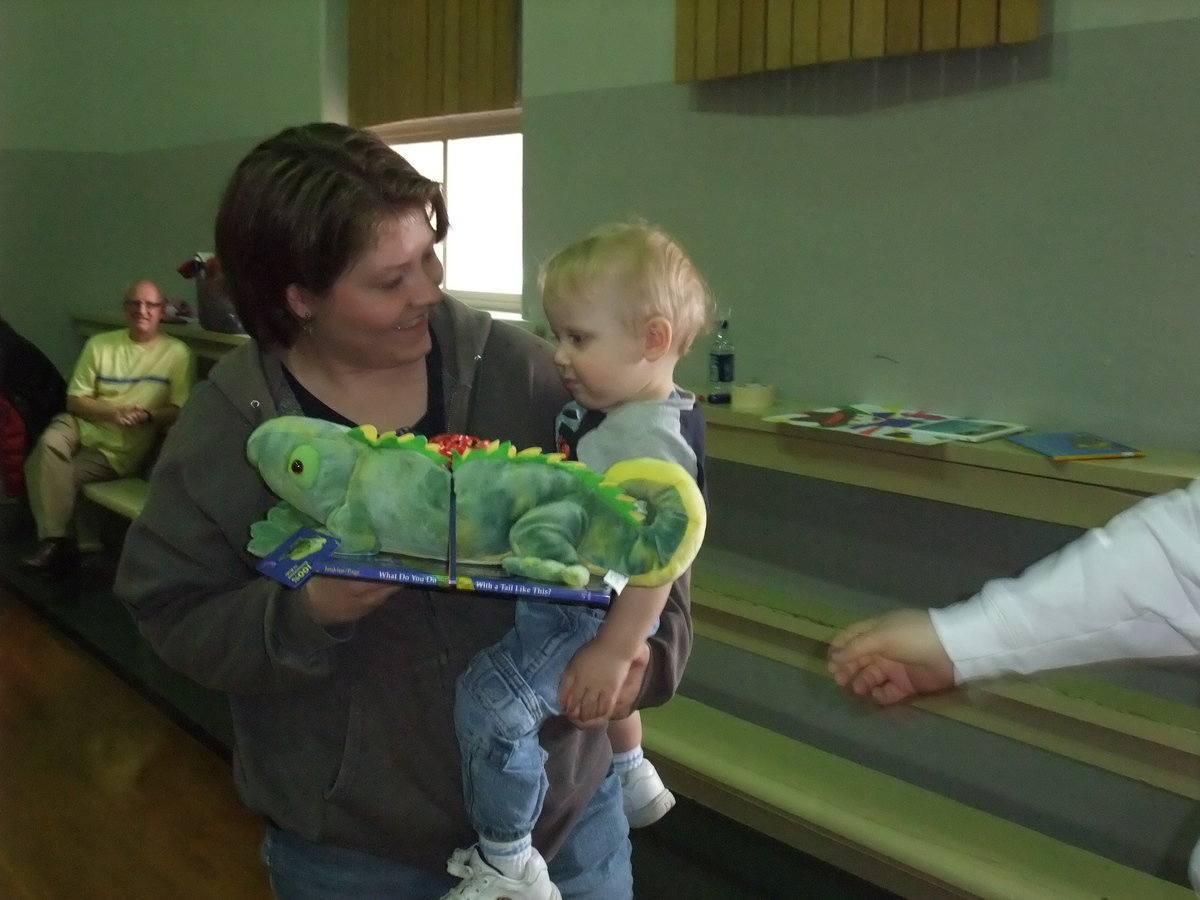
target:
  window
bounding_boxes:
[372,109,523,319]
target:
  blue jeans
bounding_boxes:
[454,601,605,844]
[260,769,632,899]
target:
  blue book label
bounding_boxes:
[257,527,613,607]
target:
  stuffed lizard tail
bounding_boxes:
[604,458,707,587]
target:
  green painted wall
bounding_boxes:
[0,0,345,369]
[522,5,1200,885]
[0,0,337,152]
[522,0,675,97]
[522,2,1200,450]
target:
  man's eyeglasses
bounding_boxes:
[124,300,164,311]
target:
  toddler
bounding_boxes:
[444,222,712,899]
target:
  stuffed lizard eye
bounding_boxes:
[287,444,320,489]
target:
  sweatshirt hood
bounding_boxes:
[429,293,494,433]
[204,341,286,429]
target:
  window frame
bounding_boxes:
[370,109,523,319]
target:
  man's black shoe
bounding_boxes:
[19,538,81,576]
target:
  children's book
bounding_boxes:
[257,527,615,608]
[763,404,954,443]
[762,404,1028,445]
[899,417,1027,443]
[1005,431,1145,461]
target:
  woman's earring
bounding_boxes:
[301,313,314,335]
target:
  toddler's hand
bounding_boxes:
[565,642,649,730]
[559,639,632,721]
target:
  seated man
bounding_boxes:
[21,280,195,575]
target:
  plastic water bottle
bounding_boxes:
[707,318,735,403]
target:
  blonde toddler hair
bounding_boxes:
[540,221,714,354]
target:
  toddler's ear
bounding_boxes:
[644,316,673,360]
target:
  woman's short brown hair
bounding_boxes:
[215,122,448,348]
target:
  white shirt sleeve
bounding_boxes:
[930,479,1200,682]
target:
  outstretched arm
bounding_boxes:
[830,479,1200,705]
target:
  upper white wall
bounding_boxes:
[0,0,337,153]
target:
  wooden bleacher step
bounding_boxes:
[690,570,1200,802]
[642,696,1192,900]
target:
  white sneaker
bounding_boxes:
[620,757,676,828]
[441,845,562,900]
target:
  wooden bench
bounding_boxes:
[654,569,1200,899]
[664,404,1200,893]
[80,477,150,521]
[644,696,1193,900]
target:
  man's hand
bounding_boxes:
[301,575,395,626]
[827,609,956,706]
[566,641,650,730]
[69,394,150,428]
[112,404,151,427]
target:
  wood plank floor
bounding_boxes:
[0,589,271,900]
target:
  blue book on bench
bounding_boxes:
[1005,431,1144,461]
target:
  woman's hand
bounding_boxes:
[827,609,956,705]
[301,575,396,626]
[566,641,650,729]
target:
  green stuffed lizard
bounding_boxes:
[245,416,706,588]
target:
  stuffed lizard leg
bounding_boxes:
[502,500,592,587]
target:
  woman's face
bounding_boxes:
[292,209,444,369]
